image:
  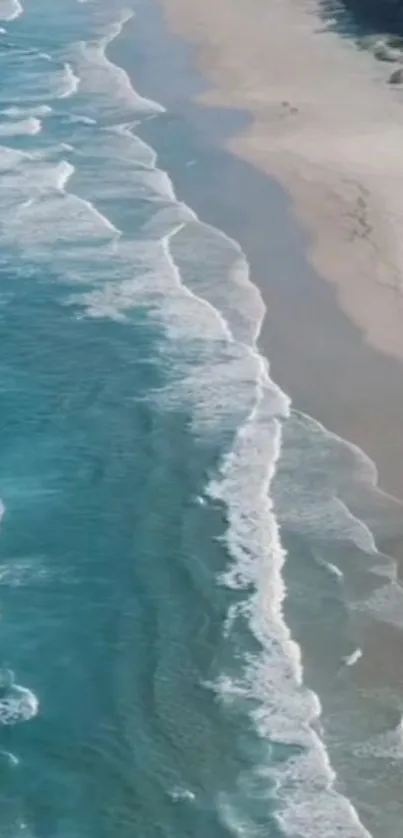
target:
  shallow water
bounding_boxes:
[0,1,402,837]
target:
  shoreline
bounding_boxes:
[109,6,403,835]
[160,0,403,361]
[113,1,403,504]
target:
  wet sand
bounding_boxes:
[160,0,403,360]
[117,0,403,504]
[113,5,403,834]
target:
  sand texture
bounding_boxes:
[160,0,403,363]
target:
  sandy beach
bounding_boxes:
[109,5,403,835]
[155,0,403,502]
[159,0,403,359]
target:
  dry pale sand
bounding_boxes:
[160,0,403,365]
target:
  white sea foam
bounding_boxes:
[58,62,80,99]
[71,10,164,123]
[0,557,49,587]
[272,411,382,561]
[342,648,363,668]
[217,797,256,837]
[0,0,22,21]
[70,129,184,224]
[223,601,249,639]
[0,51,76,106]
[0,117,42,136]
[110,123,157,167]
[319,560,344,581]
[168,787,196,803]
[0,145,30,172]
[206,389,371,836]
[166,219,265,347]
[0,146,120,251]
[0,151,69,197]
[353,716,403,760]
[7,189,119,249]
[0,670,38,725]
[0,749,19,766]
[56,159,74,190]
[68,113,96,125]
[31,124,274,436]
[1,105,52,118]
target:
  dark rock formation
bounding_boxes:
[388,65,403,82]
[373,39,401,59]
[320,0,403,39]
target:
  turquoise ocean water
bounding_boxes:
[1,1,403,836]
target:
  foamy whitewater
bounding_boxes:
[0,0,401,836]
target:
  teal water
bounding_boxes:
[1,1,403,837]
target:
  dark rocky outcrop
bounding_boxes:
[388,65,403,81]
[320,0,403,39]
